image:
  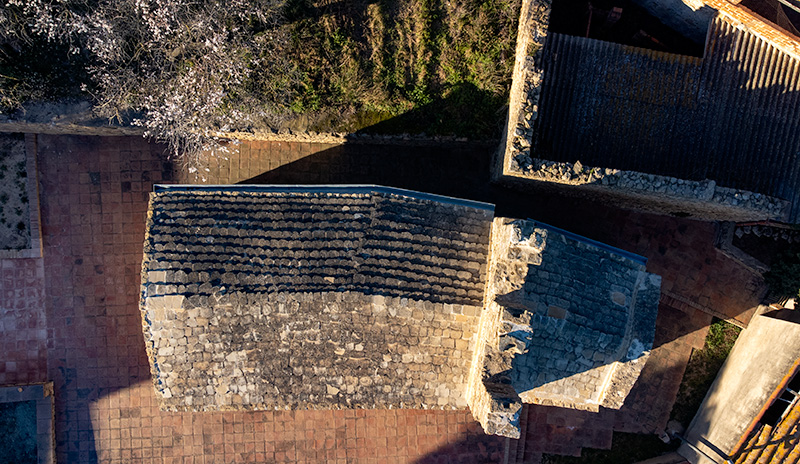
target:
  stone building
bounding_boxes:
[496,0,800,223]
[139,185,660,439]
[140,185,494,412]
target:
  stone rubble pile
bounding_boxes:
[510,154,787,218]
[735,224,800,242]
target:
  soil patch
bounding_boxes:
[0,133,31,250]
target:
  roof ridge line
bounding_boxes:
[152,184,496,212]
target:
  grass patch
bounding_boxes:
[285,0,520,137]
[670,318,742,426]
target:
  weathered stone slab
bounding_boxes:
[140,186,493,411]
[467,218,660,438]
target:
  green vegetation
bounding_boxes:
[670,319,741,426]
[1,0,521,162]
[287,0,519,136]
[763,243,800,299]
[541,319,741,464]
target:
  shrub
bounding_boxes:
[763,243,800,299]
[2,0,299,165]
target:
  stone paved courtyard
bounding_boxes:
[0,133,767,463]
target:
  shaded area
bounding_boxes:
[0,35,90,113]
[412,429,506,464]
[0,400,37,464]
[549,0,704,55]
[670,319,742,427]
[612,303,711,434]
[541,432,677,464]
[740,0,800,39]
[353,82,509,137]
[732,226,796,268]
[241,140,764,326]
[521,308,728,463]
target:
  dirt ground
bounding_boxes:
[0,133,30,250]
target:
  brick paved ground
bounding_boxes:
[32,134,504,464]
[0,134,768,463]
[0,257,47,385]
[612,304,711,434]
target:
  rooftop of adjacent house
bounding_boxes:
[503,0,800,222]
[140,185,494,411]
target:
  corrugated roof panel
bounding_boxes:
[535,17,800,221]
[701,18,800,219]
[536,33,702,177]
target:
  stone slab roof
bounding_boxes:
[467,218,660,438]
[140,185,494,411]
[504,221,659,408]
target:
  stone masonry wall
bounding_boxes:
[508,221,639,409]
[143,290,481,411]
[466,219,523,439]
[496,0,551,184]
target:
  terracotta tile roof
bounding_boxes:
[733,396,800,464]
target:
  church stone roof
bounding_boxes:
[467,219,660,438]
[140,185,494,411]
